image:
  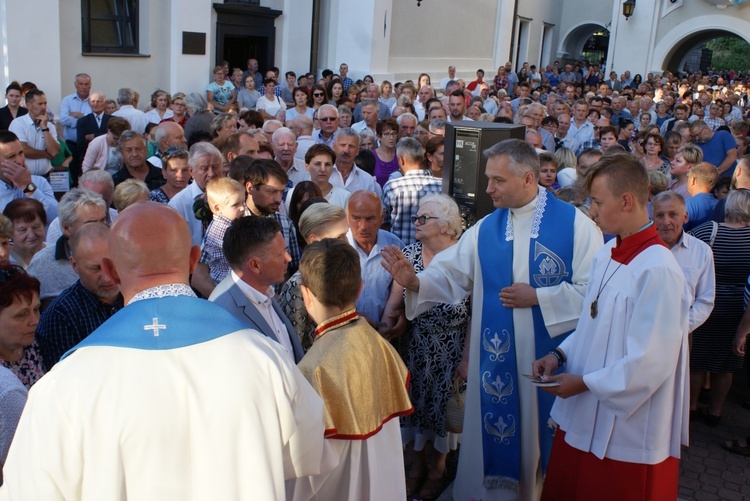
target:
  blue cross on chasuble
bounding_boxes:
[477,188,575,491]
[61,296,249,358]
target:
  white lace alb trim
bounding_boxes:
[504,186,547,241]
[129,283,197,304]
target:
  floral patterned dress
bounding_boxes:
[400,242,470,454]
[1,340,46,389]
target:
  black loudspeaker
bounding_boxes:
[442,121,526,228]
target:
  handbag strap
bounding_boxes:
[709,221,718,248]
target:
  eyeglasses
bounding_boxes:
[313,93,325,97]
[319,117,337,122]
[411,215,440,225]
[0,265,25,283]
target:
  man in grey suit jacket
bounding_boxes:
[208,216,304,363]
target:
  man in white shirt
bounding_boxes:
[271,127,306,185]
[291,115,315,163]
[568,100,595,144]
[8,90,59,176]
[312,104,339,148]
[413,85,434,121]
[329,128,380,195]
[112,87,148,133]
[351,100,379,136]
[209,215,305,363]
[439,66,457,92]
[652,191,715,335]
[447,90,471,123]
[168,142,222,246]
[59,73,92,148]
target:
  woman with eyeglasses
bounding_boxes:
[309,84,327,112]
[206,65,236,114]
[374,118,399,187]
[379,194,469,500]
[3,199,46,270]
[639,132,671,176]
[0,265,45,390]
[165,93,189,129]
[81,116,131,176]
[285,87,314,122]
[150,147,190,204]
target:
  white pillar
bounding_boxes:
[169,0,214,97]
[608,0,659,78]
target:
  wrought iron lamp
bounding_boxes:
[623,0,636,19]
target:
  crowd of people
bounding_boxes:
[0,55,747,500]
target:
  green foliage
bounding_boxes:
[705,37,750,72]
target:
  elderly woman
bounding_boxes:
[183,93,216,143]
[0,265,45,389]
[359,129,376,151]
[380,193,469,500]
[3,199,46,270]
[145,89,174,124]
[150,147,190,204]
[209,113,237,145]
[280,202,348,352]
[689,189,750,426]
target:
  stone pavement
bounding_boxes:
[430,377,750,501]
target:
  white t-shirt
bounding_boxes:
[256,95,287,118]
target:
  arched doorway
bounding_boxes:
[663,30,746,73]
[652,15,750,73]
[559,23,610,65]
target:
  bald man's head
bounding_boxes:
[103,202,200,302]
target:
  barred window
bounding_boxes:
[82,0,138,54]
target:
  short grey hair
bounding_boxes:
[118,130,146,150]
[334,127,360,146]
[298,204,347,241]
[429,119,446,134]
[318,104,338,118]
[271,127,295,145]
[79,169,114,190]
[396,137,424,164]
[188,142,222,168]
[58,188,107,229]
[724,189,750,224]
[419,193,462,239]
[483,139,540,178]
[210,113,236,137]
[397,113,418,126]
[652,190,686,209]
[117,87,135,105]
[360,99,379,110]
[358,128,376,144]
[184,93,208,114]
[261,119,283,135]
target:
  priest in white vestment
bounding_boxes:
[383,140,601,501]
[0,203,327,501]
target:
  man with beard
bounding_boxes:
[36,222,123,370]
[244,159,300,273]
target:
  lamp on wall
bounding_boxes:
[623,0,636,19]
[417,0,423,5]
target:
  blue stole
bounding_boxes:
[61,296,249,359]
[476,189,575,490]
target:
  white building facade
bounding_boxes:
[1,0,749,112]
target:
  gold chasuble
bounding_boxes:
[298,310,413,439]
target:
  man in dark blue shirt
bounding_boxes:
[36,222,122,370]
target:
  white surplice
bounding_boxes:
[0,330,326,501]
[289,419,403,501]
[552,242,690,464]
[404,193,602,501]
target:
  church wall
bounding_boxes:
[266,0,313,75]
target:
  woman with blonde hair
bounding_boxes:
[280,202,349,352]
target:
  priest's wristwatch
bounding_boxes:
[23,182,37,195]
